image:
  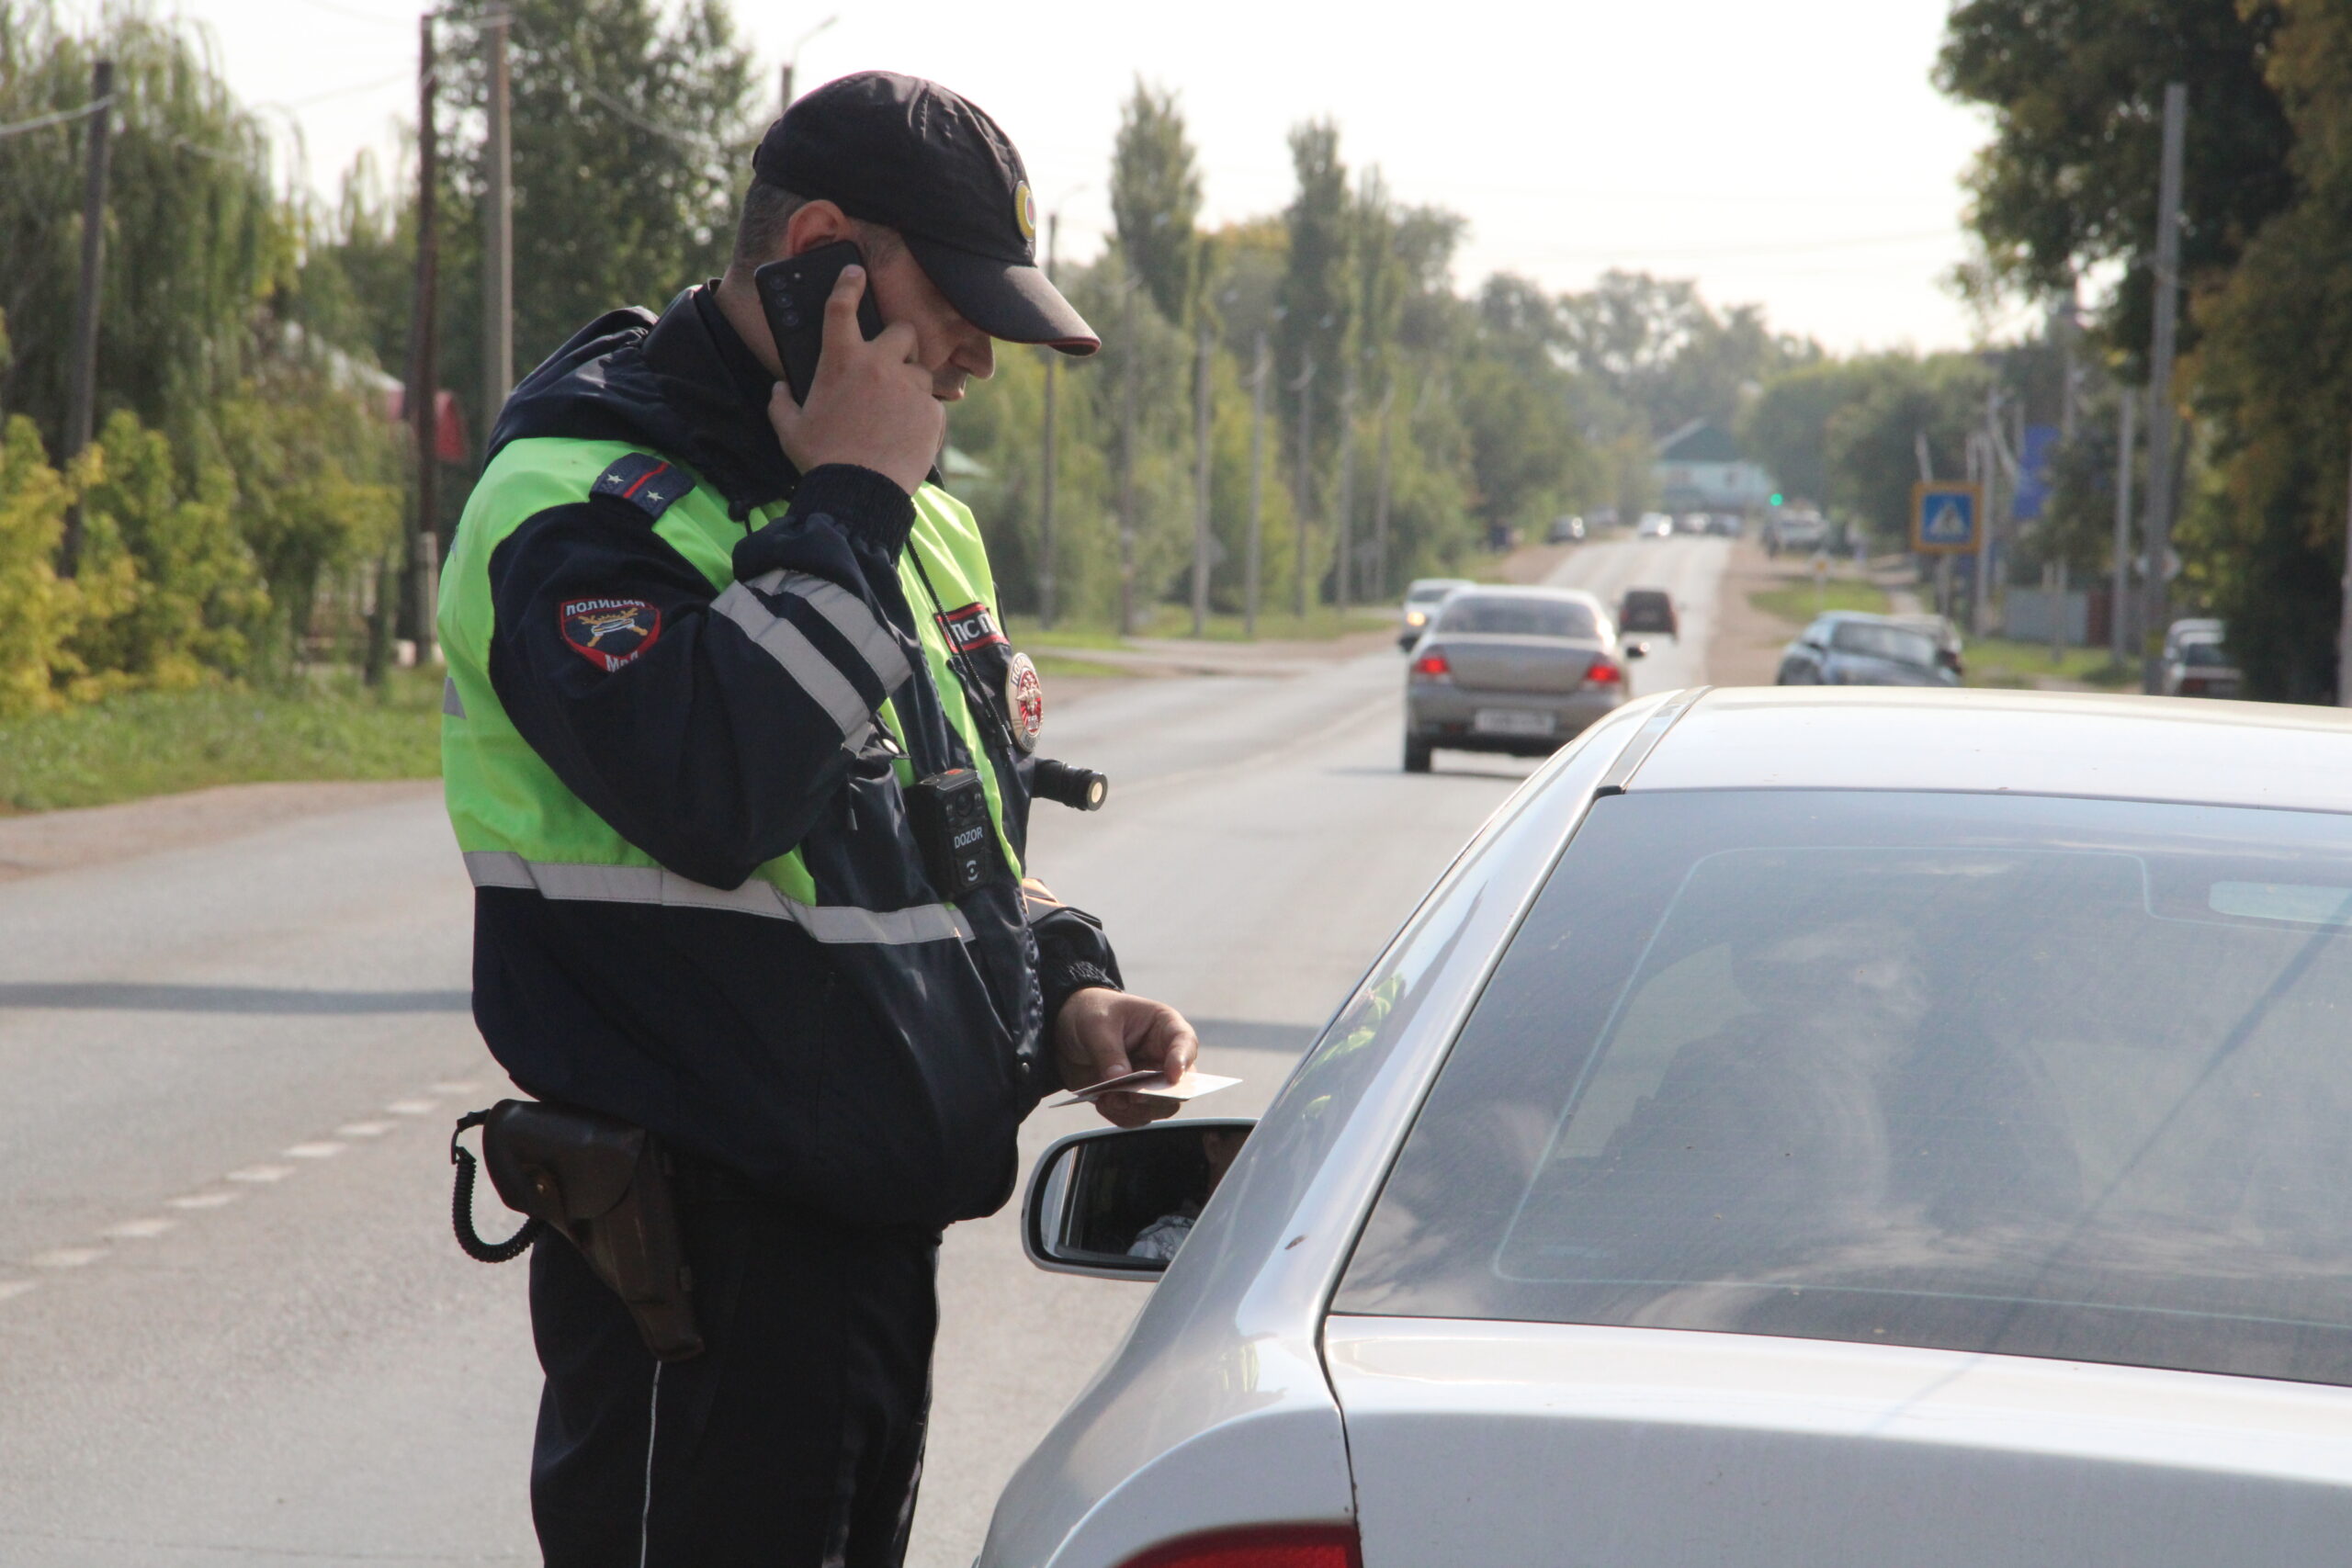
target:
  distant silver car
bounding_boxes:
[1396,576,1473,652]
[1778,611,1959,687]
[2164,631,2242,698]
[1634,512,1675,539]
[1400,586,1640,773]
[987,689,2352,1568]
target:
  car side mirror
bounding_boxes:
[1623,641,1649,660]
[1023,1119,1256,1280]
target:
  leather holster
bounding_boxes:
[475,1099,704,1361]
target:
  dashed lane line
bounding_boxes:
[6,1078,472,1303]
[29,1247,106,1269]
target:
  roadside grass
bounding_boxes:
[1962,637,2136,690]
[1027,653,1131,679]
[1748,577,1891,625]
[0,671,444,812]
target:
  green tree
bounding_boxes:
[1110,81,1204,328]
[0,4,287,456]
[1936,0,2292,363]
[0,415,83,715]
[432,0,761,421]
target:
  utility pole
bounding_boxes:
[1973,384,2003,639]
[1371,385,1396,602]
[778,16,836,114]
[2337,423,2352,706]
[1192,316,1213,637]
[59,57,115,577]
[1335,360,1358,612]
[404,12,442,664]
[481,11,513,433]
[1117,283,1137,637]
[1245,333,1267,640]
[1293,352,1315,619]
[2141,81,2188,694]
[1037,213,1060,629]
[2111,389,2138,669]
[2052,303,2076,664]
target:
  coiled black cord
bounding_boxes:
[450,1111,543,1263]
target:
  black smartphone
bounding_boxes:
[752,242,886,405]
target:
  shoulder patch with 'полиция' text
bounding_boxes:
[561,598,663,671]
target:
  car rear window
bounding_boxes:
[1336,790,2352,1387]
[1829,621,1939,666]
[2181,640,2232,668]
[1438,597,1599,639]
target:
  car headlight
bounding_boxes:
[1404,610,1427,627]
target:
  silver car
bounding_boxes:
[1401,586,1640,773]
[1777,611,1961,687]
[1396,576,1474,652]
[988,687,2352,1568]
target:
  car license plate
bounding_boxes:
[1474,708,1555,738]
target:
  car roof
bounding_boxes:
[1621,587,1670,601]
[1449,584,1605,606]
[1406,577,1472,592]
[1631,687,2352,814]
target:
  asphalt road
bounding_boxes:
[0,533,1729,1568]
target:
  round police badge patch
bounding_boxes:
[1014,180,1038,244]
[560,597,662,672]
[1003,651,1044,753]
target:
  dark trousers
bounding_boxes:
[527,1196,942,1568]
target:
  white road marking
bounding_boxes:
[166,1191,238,1211]
[385,1099,436,1115]
[102,1217,175,1240]
[336,1121,393,1138]
[29,1247,107,1269]
[283,1142,345,1159]
[430,1079,481,1095]
[227,1164,295,1183]
[0,1280,34,1303]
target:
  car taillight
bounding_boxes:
[1118,1525,1363,1568]
[1584,657,1623,687]
[1411,649,1451,681]
[2181,676,2209,694]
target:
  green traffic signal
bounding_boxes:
[1770,492,1785,507]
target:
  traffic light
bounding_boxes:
[1770,492,1785,508]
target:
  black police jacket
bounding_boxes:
[456,286,1121,1229]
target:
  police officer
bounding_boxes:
[438,71,1198,1567]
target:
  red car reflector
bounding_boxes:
[1118,1525,1363,1568]
[1411,649,1451,679]
[1585,658,1623,686]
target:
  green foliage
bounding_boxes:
[1817,354,1992,539]
[72,410,269,690]
[1935,0,2292,364]
[1556,270,1822,438]
[0,4,288,456]
[0,414,82,717]
[432,0,761,411]
[2179,0,2352,700]
[1110,81,1204,327]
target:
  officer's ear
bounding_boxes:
[782,199,857,261]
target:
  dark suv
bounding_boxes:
[1618,588,1678,640]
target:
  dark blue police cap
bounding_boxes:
[754,72,1100,356]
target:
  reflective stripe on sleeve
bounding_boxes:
[749,570,913,696]
[710,581,873,742]
[462,851,972,945]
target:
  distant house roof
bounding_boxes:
[1654,420,1745,465]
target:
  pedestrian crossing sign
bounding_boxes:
[1912,482,1983,555]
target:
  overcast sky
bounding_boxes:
[146,0,2000,353]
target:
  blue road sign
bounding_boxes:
[2013,424,2061,521]
[1913,482,1982,554]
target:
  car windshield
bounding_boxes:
[1828,621,1938,666]
[2181,640,2232,668]
[1407,582,1464,605]
[1338,789,2352,1387]
[1438,597,1598,639]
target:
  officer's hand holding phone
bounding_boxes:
[765,264,944,495]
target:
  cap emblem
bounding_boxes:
[1014,181,1037,243]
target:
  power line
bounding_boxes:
[0,94,115,141]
